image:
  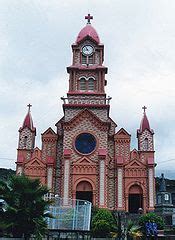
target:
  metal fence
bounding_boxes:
[45,195,92,231]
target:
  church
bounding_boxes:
[16,14,155,213]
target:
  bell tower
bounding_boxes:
[57,15,112,207]
[66,14,108,99]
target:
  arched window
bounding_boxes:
[144,138,149,150]
[79,78,86,90]
[24,136,27,148]
[88,78,95,91]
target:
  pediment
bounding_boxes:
[130,149,139,161]
[42,127,57,137]
[25,157,46,168]
[64,109,109,131]
[74,157,95,165]
[114,128,131,139]
[125,159,146,169]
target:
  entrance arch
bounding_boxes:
[76,181,93,203]
[128,184,143,213]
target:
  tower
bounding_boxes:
[56,14,112,208]
[16,104,36,175]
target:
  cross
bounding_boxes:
[85,14,93,24]
[142,106,147,113]
[27,103,32,111]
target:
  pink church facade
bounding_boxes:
[16,15,155,213]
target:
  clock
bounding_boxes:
[82,45,94,56]
[75,133,96,154]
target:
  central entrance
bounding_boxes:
[76,181,93,203]
[128,185,143,213]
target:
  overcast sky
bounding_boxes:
[0,0,175,178]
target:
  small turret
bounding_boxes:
[18,104,36,150]
[137,106,154,151]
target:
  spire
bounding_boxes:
[139,106,151,133]
[22,104,35,131]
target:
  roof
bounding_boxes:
[22,111,34,130]
[139,112,150,133]
[76,24,100,44]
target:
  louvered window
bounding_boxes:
[82,55,87,64]
[79,78,86,90]
[88,55,94,65]
[88,78,95,91]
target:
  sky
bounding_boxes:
[0,0,175,178]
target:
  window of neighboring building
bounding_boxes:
[165,194,169,201]
[172,193,175,205]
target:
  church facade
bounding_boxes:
[16,15,155,213]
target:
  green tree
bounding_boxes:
[0,175,50,239]
[91,208,116,237]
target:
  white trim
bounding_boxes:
[63,160,70,205]
[47,167,53,190]
[149,168,154,207]
[118,168,123,208]
[99,160,105,205]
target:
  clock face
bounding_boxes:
[75,133,96,154]
[82,45,94,56]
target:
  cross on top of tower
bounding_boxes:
[85,14,93,24]
[27,103,32,112]
[142,106,147,113]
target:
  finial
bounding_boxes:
[27,103,32,112]
[142,106,147,114]
[85,13,93,24]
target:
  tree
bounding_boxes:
[0,175,50,239]
[91,208,116,237]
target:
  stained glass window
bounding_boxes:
[75,133,96,154]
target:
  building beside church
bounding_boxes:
[16,15,155,213]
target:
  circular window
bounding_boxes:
[75,133,96,154]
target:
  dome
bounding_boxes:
[76,24,100,44]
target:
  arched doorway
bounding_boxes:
[76,181,93,203]
[128,185,143,213]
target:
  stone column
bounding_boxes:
[63,149,72,205]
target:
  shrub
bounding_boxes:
[91,208,116,237]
